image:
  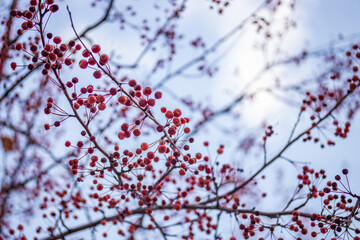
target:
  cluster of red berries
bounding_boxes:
[79,44,109,79]
[9,0,58,37]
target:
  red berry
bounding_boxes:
[96,94,105,102]
[118,131,125,140]
[143,87,152,96]
[91,44,101,53]
[147,98,155,106]
[98,103,106,111]
[158,145,166,153]
[88,57,96,65]
[82,49,91,58]
[173,108,182,117]
[133,129,141,136]
[109,88,117,95]
[128,79,137,87]
[99,54,109,65]
[66,81,73,88]
[10,62,17,70]
[75,44,82,50]
[139,98,147,107]
[168,127,176,135]
[134,84,142,91]
[154,91,162,99]
[88,95,96,104]
[93,70,102,79]
[165,110,174,119]
[79,60,88,69]
[53,36,62,44]
[141,143,149,151]
[118,96,127,104]
[174,203,181,211]
[156,125,164,132]
[30,0,38,6]
[64,58,73,66]
[15,43,23,50]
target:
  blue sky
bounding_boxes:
[2,0,360,239]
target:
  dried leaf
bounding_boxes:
[1,137,14,151]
